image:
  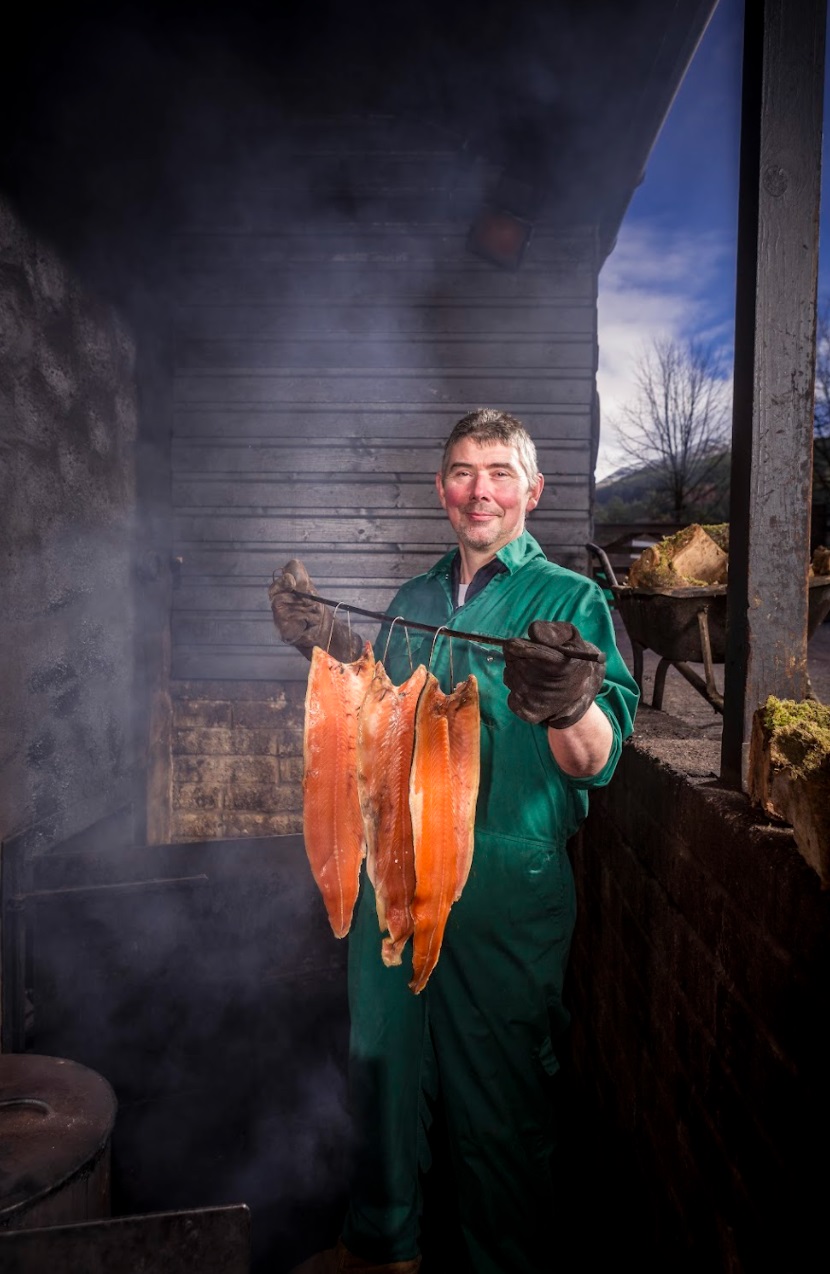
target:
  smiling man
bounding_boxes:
[270,408,638,1274]
[437,434,543,560]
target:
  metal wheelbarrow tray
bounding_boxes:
[587,542,830,714]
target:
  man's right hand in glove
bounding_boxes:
[502,620,605,729]
[503,619,613,778]
[268,560,364,663]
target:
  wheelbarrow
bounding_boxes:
[587,542,830,714]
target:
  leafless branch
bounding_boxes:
[610,336,731,521]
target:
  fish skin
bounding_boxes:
[408,673,480,994]
[356,662,428,967]
[303,642,375,938]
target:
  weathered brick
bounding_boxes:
[278,756,304,783]
[285,701,306,726]
[274,812,304,835]
[232,699,293,728]
[172,678,298,702]
[173,700,233,728]
[172,727,277,756]
[246,698,303,729]
[223,811,303,837]
[576,730,830,1271]
[231,727,281,756]
[170,810,224,842]
[274,730,303,757]
[173,756,279,785]
[173,783,222,811]
[669,920,719,1038]
[172,728,226,756]
[224,784,300,813]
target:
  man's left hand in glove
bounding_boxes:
[502,620,606,730]
[268,559,364,663]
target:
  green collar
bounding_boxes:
[425,530,546,580]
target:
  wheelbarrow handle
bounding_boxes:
[586,542,620,590]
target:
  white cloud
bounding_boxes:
[596,219,734,479]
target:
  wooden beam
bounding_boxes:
[720,0,827,789]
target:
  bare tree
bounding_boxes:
[612,336,731,522]
[813,299,830,500]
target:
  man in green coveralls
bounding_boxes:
[270,409,639,1274]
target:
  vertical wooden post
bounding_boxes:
[720,0,826,789]
[134,316,175,845]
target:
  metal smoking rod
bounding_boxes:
[286,589,603,662]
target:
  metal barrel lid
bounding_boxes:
[0,1053,117,1218]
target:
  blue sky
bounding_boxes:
[595,0,830,478]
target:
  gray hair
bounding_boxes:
[441,408,540,489]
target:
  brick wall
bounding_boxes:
[170,680,306,842]
[569,710,830,1272]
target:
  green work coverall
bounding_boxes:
[342,531,638,1273]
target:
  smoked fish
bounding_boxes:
[303,642,375,938]
[408,673,480,994]
[356,661,428,967]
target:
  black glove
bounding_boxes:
[502,620,606,729]
[268,560,364,662]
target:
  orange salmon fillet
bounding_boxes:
[357,662,428,966]
[303,642,375,937]
[408,672,480,994]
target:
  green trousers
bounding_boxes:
[341,828,577,1274]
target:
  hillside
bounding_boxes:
[595,452,731,524]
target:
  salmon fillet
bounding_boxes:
[357,662,428,966]
[303,642,375,937]
[408,672,480,994]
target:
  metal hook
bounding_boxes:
[383,615,404,665]
[428,625,449,674]
[327,601,350,655]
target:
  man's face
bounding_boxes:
[435,439,543,559]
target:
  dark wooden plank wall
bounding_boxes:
[171,119,601,683]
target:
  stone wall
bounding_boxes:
[569,710,830,1272]
[0,195,140,854]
